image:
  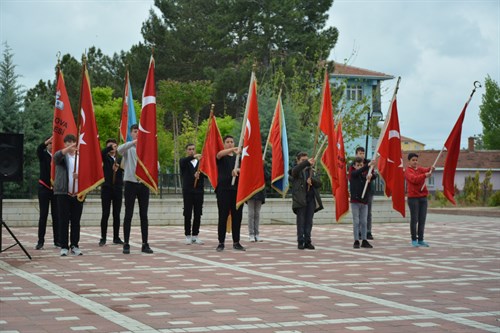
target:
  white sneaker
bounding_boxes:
[192,236,204,245]
[249,235,256,242]
[185,236,192,245]
[60,248,68,256]
[70,246,82,256]
[255,235,262,242]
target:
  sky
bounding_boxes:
[1,0,499,150]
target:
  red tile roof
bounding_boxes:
[332,62,394,80]
[403,149,500,169]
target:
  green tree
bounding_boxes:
[479,75,500,149]
[21,97,54,197]
[0,42,24,133]
[142,0,338,117]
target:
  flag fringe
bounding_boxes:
[236,184,265,209]
[136,158,158,194]
[77,178,104,202]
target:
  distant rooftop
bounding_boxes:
[331,62,394,81]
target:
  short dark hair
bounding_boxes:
[354,156,364,164]
[185,143,195,149]
[355,147,365,154]
[64,134,76,143]
[130,124,139,131]
[223,135,234,142]
[106,138,117,145]
[296,152,308,161]
[408,153,419,160]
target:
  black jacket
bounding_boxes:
[101,146,123,189]
[37,142,52,188]
[349,164,377,204]
[289,160,323,214]
[180,156,205,194]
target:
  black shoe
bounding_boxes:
[35,243,43,250]
[99,239,106,247]
[113,238,124,245]
[361,240,373,248]
[353,240,360,249]
[298,243,305,250]
[305,243,315,250]
[233,243,246,251]
[54,242,61,248]
[123,243,130,254]
[367,233,374,240]
[216,243,225,252]
[141,243,153,254]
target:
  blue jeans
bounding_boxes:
[351,202,368,241]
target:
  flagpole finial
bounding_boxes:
[56,51,61,65]
[473,81,481,89]
[210,103,215,116]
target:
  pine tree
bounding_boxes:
[0,42,24,133]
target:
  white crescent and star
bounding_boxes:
[242,119,251,160]
[139,95,156,134]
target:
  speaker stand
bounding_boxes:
[0,181,32,260]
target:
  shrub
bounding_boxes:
[488,191,500,207]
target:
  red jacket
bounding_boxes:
[405,166,430,198]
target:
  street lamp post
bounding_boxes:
[364,109,383,157]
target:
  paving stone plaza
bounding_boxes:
[1,213,499,332]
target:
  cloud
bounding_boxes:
[328,0,499,149]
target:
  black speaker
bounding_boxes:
[0,133,23,182]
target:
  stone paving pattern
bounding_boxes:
[1,214,499,332]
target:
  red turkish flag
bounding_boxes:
[199,112,224,189]
[51,69,77,184]
[333,120,349,222]
[319,69,339,196]
[443,102,468,205]
[76,63,104,201]
[236,73,265,208]
[136,56,158,193]
[377,97,406,217]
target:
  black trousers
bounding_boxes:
[100,185,123,241]
[216,189,243,244]
[408,197,428,241]
[56,194,83,250]
[183,191,203,236]
[123,181,149,244]
[295,197,315,244]
[37,185,59,245]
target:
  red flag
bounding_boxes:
[136,56,158,193]
[51,69,77,184]
[236,73,265,208]
[199,112,224,189]
[377,97,406,217]
[268,94,289,197]
[319,69,339,195]
[334,120,349,222]
[442,103,468,205]
[76,63,104,201]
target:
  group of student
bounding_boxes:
[35,128,433,256]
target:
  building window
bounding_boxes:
[428,176,435,187]
[346,85,363,101]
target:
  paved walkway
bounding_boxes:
[1,214,499,333]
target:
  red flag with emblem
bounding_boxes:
[334,120,349,222]
[136,55,158,193]
[236,72,265,208]
[377,96,406,217]
[199,112,224,189]
[51,68,77,184]
[76,62,104,201]
[319,69,340,196]
[442,102,469,205]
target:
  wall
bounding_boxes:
[2,196,408,227]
